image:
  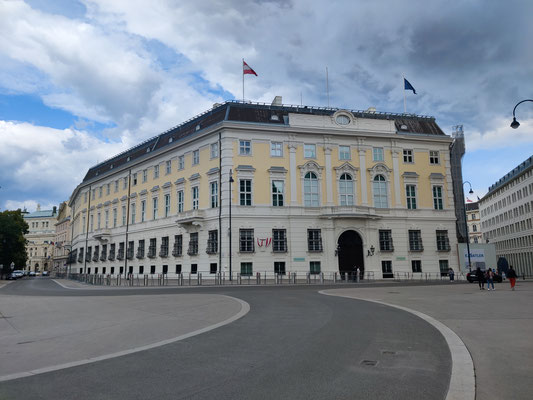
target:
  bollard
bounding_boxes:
[292,272,296,284]
[306,272,311,284]
[333,272,337,283]
[237,273,242,285]
[179,273,183,286]
[256,272,261,285]
[198,273,202,286]
[320,272,324,284]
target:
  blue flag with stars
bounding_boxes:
[404,78,416,94]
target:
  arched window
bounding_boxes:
[373,175,388,208]
[339,173,354,206]
[304,172,319,206]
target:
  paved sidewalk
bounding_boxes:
[323,281,533,400]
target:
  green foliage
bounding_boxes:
[0,209,29,274]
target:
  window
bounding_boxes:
[210,263,217,274]
[84,192,88,203]
[152,197,158,219]
[127,241,134,259]
[339,173,354,206]
[239,140,251,155]
[164,194,170,217]
[137,240,145,258]
[191,264,198,274]
[406,185,417,209]
[379,230,394,251]
[473,224,477,232]
[133,173,138,186]
[304,172,319,206]
[112,209,117,228]
[307,229,322,252]
[207,230,218,254]
[177,190,184,213]
[439,260,449,277]
[106,183,110,195]
[99,187,102,198]
[339,145,350,160]
[240,180,252,206]
[373,175,388,208]
[241,262,253,276]
[310,261,321,275]
[121,206,126,226]
[154,165,159,179]
[105,210,109,228]
[150,265,156,274]
[173,235,183,256]
[148,238,156,258]
[304,144,316,158]
[139,265,144,274]
[123,177,128,190]
[210,181,218,208]
[272,181,284,206]
[409,230,423,251]
[433,186,444,210]
[97,212,101,230]
[92,189,96,200]
[175,264,182,274]
[114,181,119,193]
[178,156,184,170]
[192,186,199,210]
[403,149,413,163]
[117,242,125,260]
[436,230,450,251]
[272,229,287,252]
[166,160,172,175]
[160,236,169,257]
[411,260,422,273]
[382,261,393,278]
[271,142,282,157]
[141,200,146,222]
[429,150,440,164]
[274,262,286,275]
[210,143,219,158]
[239,229,254,252]
[373,147,384,161]
[188,233,198,255]
[142,169,147,183]
[192,150,199,165]
[131,203,136,224]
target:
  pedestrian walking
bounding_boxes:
[448,267,455,282]
[507,266,517,290]
[486,268,495,290]
[475,267,485,290]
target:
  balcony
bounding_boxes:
[172,246,182,257]
[187,244,198,256]
[176,209,205,226]
[92,252,99,262]
[159,246,169,258]
[86,253,91,262]
[108,252,115,261]
[100,252,107,261]
[93,229,111,242]
[136,250,144,259]
[148,247,156,258]
[117,250,124,261]
[126,249,134,260]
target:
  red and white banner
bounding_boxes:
[256,238,271,247]
[243,60,258,76]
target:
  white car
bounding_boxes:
[42,271,49,276]
[13,270,24,278]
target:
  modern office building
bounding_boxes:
[466,202,483,243]
[480,156,533,276]
[24,205,58,272]
[68,99,460,279]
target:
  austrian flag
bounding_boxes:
[243,60,257,76]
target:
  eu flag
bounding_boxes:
[404,78,416,94]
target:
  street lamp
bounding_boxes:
[463,181,474,271]
[229,169,234,281]
[510,99,533,129]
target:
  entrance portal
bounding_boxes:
[337,230,364,279]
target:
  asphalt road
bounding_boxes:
[0,278,451,400]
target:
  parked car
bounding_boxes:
[466,271,503,283]
[42,271,49,276]
[6,273,18,280]
[29,271,36,277]
[13,270,24,278]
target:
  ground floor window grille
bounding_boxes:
[272,229,287,252]
[307,229,323,252]
[207,230,218,254]
[210,263,217,274]
[241,262,253,276]
[188,233,199,255]
[239,229,254,252]
[310,261,321,274]
[411,260,422,273]
[379,230,394,251]
[439,260,449,277]
[408,230,423,251]
[382,260,393,278]
[436,230,450,251]
[274,261,286,275]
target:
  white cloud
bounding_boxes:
[465,117,533,151]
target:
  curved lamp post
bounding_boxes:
[463,181,474,271]
[510,99,533,129]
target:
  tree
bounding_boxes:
[0,209,29,276]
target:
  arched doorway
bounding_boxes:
[337,230,364,279]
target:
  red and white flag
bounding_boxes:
[243,60,257,76]
[466,198,473,203]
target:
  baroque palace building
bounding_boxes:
[479,156,533,277]
[24,205,57,272]
[68,99,460,279]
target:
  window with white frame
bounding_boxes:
[411,260,422,273]
[433,186,444,210]
[142,169,147,183]
[307,229,322,251]
[310,261,321,274]
[339,145,350,160]
[304,172,319,206]
[178,156,184,170]
[403,149,414,163]
[164,194,170,217]
[192,150,199,165]
[272,180,284,206]
[141,200,146,222]
[192,186,199,210]
[304,144,316,158]
[123,177,128,189]
[130,203,136,224]
[409,230,423,251]
[272,229,287,252]
[373,175,388,208]
[133,173,138,186]
[406,184,417,209]
[271,142,282,157]
[240,179,252,206]
[154,165,159,179]
[210,143,219,159]
[106,183,110,195]
[99,187,102,198]
[429,150,440,165]
[239,140,251,155]
[373,147,384,161]
[114,181,119,192]
[112,209,117,228]
[152,197,158,219]
[97,212,101,229]
[121,206,126,225]
[339,173,354,205]
[166,160,171,175]
[210,181,218,208]
[177,190,184,213]
[239,229,254,252]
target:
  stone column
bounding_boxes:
[392,150,402,207]
[359,149,368,206]
[324,145,334,206]
[289,143,298,206]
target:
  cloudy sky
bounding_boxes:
[1,0,532,212]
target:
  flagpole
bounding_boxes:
[326,67,330,107]
[242,58,244,102]
[403,74,406,114]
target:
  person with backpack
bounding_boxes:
[507,266,517,290]
[486,268,495,290]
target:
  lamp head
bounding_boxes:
[469,188,474,194]
[511,117,520,129]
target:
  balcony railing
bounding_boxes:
[100,252,107,261]
[117,250,124,260]
[172,246,182,257]
[148,247,156,258]
[136,249,144,259]
[108,251,115,261]
[159,246,169,258]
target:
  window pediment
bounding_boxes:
[334,162,359,180]
[368,163,392,180]
[298,161,323,179]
